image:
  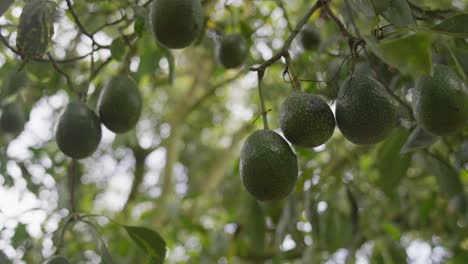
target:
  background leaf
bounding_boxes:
[0,0,13,17]
[381,0,415,27]
[400,127,439,154]
[415,153,464,198]
[370,0,390,15]
[370,33,432,77]
[375,130,411,195]
[124,226,166,264]
[431,13,468,37]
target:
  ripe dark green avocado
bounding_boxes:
[280,92,335,147]
[413,64,468,136]
[336,75,397,145]
[43,256,71,264]
[98,75,142,133]
[300,25,320,51]
[150,0,203,49]
[0,103,26,135]
[56,101,102,159]
[240,129,298,201]
[217,34,249,69]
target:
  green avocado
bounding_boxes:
[0,103,26,135]
[217,33,249,69]
[413,64,468,136]
[43,256,71,264]
[240,129,298,201]
[150,0,204,49]
[56,101,102,159]
[98,75,142,133]
[280,92,335,147]
[300,25,320,51]
[336,75,396,145]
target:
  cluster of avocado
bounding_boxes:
[55,75,142,159]
[239,27,468,201]
[150,0,249,68]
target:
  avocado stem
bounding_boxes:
[257,71,270,130]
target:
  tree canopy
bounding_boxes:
[0,0,467,263]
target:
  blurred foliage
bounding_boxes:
[0,0,467,263]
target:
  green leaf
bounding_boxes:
[0,0,13,17]
[455,141,468,170]
[124,226,166,264]
[375,130,411,195]
[351,0,375,18]
[238,195,266,255]
[101,241,115,264]
[133,6,147,37]
[431,13,468,37]
[400,127,439,154]
[110,38,126,61]
[452,48,468,78]
[12,224,28,248]
[382,0,415,27]
[416,153,464,198]
[370,33,432,77]
[370,0,390,15]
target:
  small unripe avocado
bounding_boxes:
[216,34,249,69]
[413,64,468,136]
[150,0,204,49]
[280,92,335,147]
[300,26,320,51]
[55,101,102,159]
[98,75,142,133]
[43,256,71,264]
[240,129,298,201]
[0,103,26,135]
[336,75,397,145]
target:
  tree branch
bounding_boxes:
[250,0,329,72]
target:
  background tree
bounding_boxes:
[0,0,467,263]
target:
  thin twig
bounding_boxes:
[47,53,81,97]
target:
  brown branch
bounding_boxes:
[250,0,329,72]
[65,0,106,48]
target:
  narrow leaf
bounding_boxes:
[382,0,415,27]
[370,0,390,15]
[110,38,126,61]
[124,226,166,264]
[400,127,439,154]
[351,0,375,18]
[431,13,468,37]
[0,0,13,17]
[375,130,411,194]
[101,241,115,264]
[371,33,432,77]
[416,153,463,198]
[453,48,468,77]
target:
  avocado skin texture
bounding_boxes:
[56,101,102,159]
[217,34,249,69]
[414,64,468,136]
[0,103,25,135]
[336,75,396,145]
[240,129,298,201]
[150,0,203,49]
[300,26,320,50]
[43,256,71,264]
[98,75,142,134]
[280,92,335,147]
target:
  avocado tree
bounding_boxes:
[0,0,467,263]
